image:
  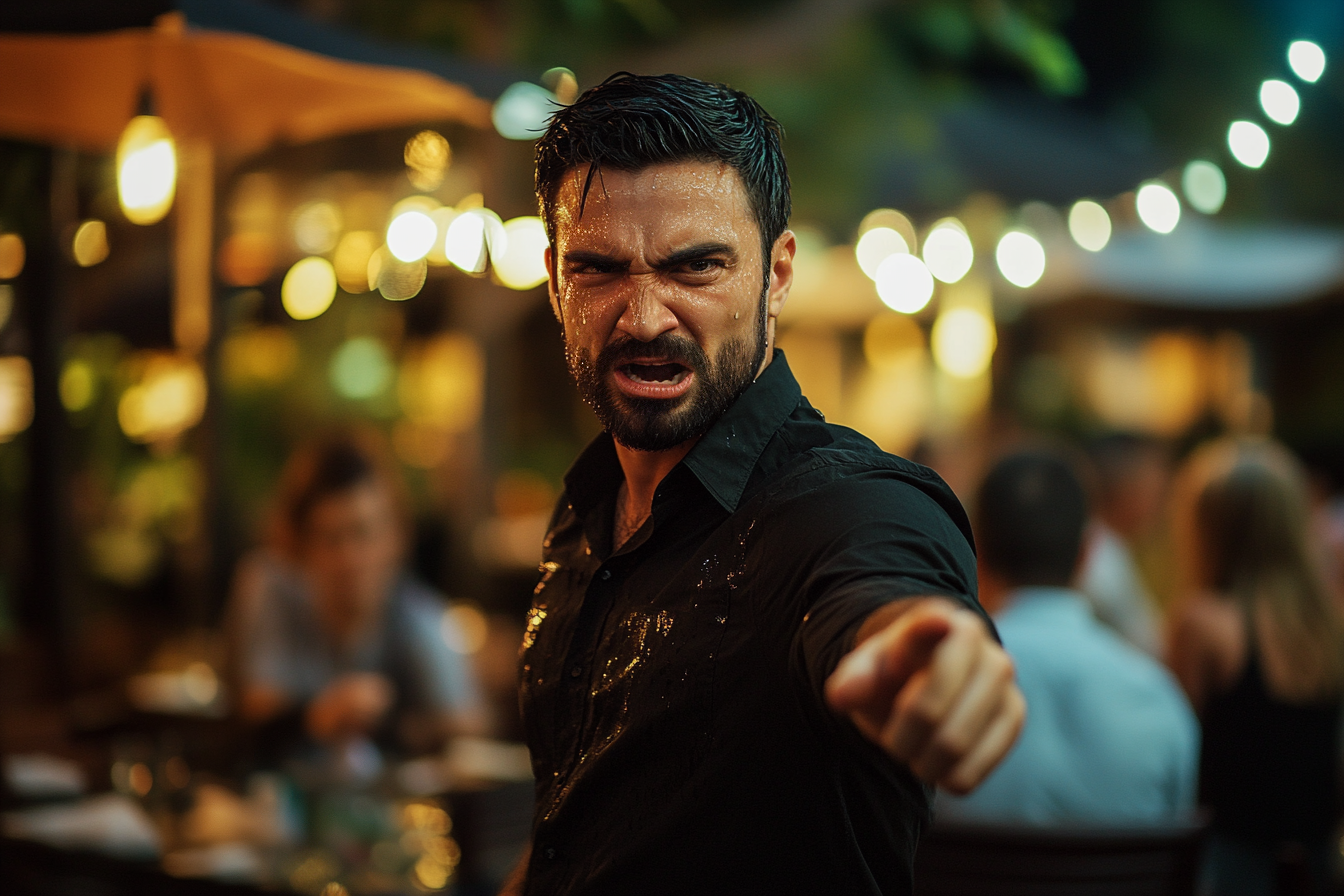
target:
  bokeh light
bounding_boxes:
[60,359,96,412]
[1227,120,1270,168]
[117,354,207,443]
[218,232,276,287]
[0,233,26,279]
[387,210,438,263]
[370,248,428,301]
[492,81,556,140]
[405,130,451,191]
[1182,161,1226,214]
[875,253,935,314]
[1067,200,1111,252]
[333,230,378,293]
[855,227,909,280]
[292,201,342,254]
[1259,79,1300,125]
[860,208,918,255]
[116,115,176,225]
[445,208,506,274]
[994,231,1046,287]
[330,336,393,400]
[0,356,34,442]
[425,207,459,266]
[399,332,483,430]
[0,285,12,331]
[1136,181,1181,234]
[932,307,997,378]
[494,217,549,290]
[921,219,974,284]
[442,605,489,655]
[1288,40,1326,83]
[72,220,110,267]
[281,256,338,320]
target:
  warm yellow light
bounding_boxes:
[117,115,177,225]
[922,219,974,284]
[932,307,996,378]
[1227,120,1270,168]
[855,227,909,281]
[0,233,26,279]
[221,326,298,388]
[859,208,918,255]
[494,217,550,289]
[445,210,487,273]
[218,232,276,287]
[1067,200,1111,252]
[1288,40,1326,83]
[72,220,110,267]
[442,605,489,654]
[0,356,34,441]
[405,130,451,191]
[387,210,438,263]
[333,230,378,293]
[369,248,428,301]
[1182,161,1226,215]
[1136,181,1181,234]
[875,253,935,314]
[398,332,483,430]
[863,313,925,370]
[426,208,459,266]
[1259,79,1301,125]
[995,231,1046,287]
[0,284,12,331]
[116,354,206,443]
[292,201,342,254]
[60,359,96,412]
[281,256,338,320]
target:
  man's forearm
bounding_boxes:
[498,842,530,896]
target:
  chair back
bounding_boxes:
[913,819,1207,896]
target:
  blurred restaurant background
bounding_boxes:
[1,0,1343,893]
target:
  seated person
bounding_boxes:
[938,448,1198,826]
[230,430,487,764]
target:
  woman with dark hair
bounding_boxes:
[229,430,486,772]
[1168,438,1344,895]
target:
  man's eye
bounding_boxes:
[682,259,724,274]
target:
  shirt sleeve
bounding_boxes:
[782,467,984,706]
[229,552,304,698]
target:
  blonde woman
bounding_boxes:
[1168,438,1344,895]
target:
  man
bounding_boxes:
[509,73,1023,895]
[939,449,1198,826]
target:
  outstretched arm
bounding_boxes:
[825,597,1025,795]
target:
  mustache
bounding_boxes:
[595,332,710,373]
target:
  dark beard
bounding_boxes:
[568,297,768,452]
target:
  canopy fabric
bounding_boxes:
[0,14,491,157]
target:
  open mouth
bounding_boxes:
[620,362,690,385]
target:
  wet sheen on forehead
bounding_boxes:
[553,161,759,261]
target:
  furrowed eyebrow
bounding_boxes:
[563,250,627,269]
[655,243,736,268]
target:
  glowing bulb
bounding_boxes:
[1067,200,1111,252]
[494,217,549,290]
[875,253,935,314]
[995,231,1045,287]
[1136,181,1181,234]
[387,210,438,262]
[1182,160,1226,214]
[281,257,338,320]
[72,220,110,267]
[932,307,996,378]
[1227,120,1270,168]
[921,220,974,284]
[116,115,176,225]
[1259,79,1300,125]
[855,227,909,280]
[1288,40,1326,83]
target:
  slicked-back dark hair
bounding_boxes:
[976,449,1089,588]
[535,72,791,261]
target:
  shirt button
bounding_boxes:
[600,569,612,581]
[545,848,557,860]
[569,666,582,678]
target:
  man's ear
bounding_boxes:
[545,245,563,324]
[767,230,796,323]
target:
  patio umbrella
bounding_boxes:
[0,10,493,350]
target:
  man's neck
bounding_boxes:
[613,438,696,548]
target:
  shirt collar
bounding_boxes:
[562,349,803,517]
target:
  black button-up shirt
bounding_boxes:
[520,351,982,895]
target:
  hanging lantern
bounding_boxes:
[116,93,177,225]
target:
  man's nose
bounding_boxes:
[614,273,679,342]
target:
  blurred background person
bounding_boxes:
[228,430,487,773]
[1079,434,1169,656]
[939,447,1198,826]
[1168,438,1344,896]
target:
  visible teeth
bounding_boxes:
[626,364,686,385]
